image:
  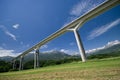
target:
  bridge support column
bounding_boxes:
[13,60,16,69]
[34,49,39,69]
[19,56,23,70]
[36,49,39,68]
[68,22,86,62]
[73,29,86,62]
[34,52,37,69]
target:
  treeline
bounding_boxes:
[24,57,81,69]
[0,51,120,72]
[0,57,81,72]
[0,60,12,72]
[87,51,120,59]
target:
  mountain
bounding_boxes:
[0,56,14,61]
[41,50,71,60]
[1,40,120,62]
[24,50,71,62]
[0,50,72,62]
[94,44,120,54]
[87,40,120,55]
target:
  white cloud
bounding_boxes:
[70,42,75,46]
[12,24,19,29]
[86,40,120,53]
[43,48,58,53]
[5,31,17,41]
[43,48,79,55]
[88,18,120,40]
[41,45,48,49]
[70,0,90,16]
[60,49,79,55]
[106,40,120,47]
[63,0,105,27]
[60,49,69,53]
[86,47,105,54]
[44,40,120,55]
[0,47,21,57]
[0,25,17,41]
[26,44,30,47]
[70,0,104,17]
[20,41,23,45]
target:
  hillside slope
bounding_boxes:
[0,57,120,80]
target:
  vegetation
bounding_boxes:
[23,57,81,69]
[88,51,120,59]
[0,57,120,80]
[0,60,12,72]
[0,51,120,72]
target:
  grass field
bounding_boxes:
[0,57,120,80]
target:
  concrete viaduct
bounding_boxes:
[12,0,120,70]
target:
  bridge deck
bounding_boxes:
[13,0,120,60]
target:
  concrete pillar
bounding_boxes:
[13,60,16,69]
[34,52,37,69]
[19,56,23,70]
[36,49,39,68]
[34,49,39,69]
[73,29,86,62]
[22,57,24,70]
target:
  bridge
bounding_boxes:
[12,0,120,70]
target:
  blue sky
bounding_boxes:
[0,0,120,56]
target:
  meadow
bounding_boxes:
[0,57,120,80]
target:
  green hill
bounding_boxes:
[0,57,120,80]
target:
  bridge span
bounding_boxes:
[12,0,120,70]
